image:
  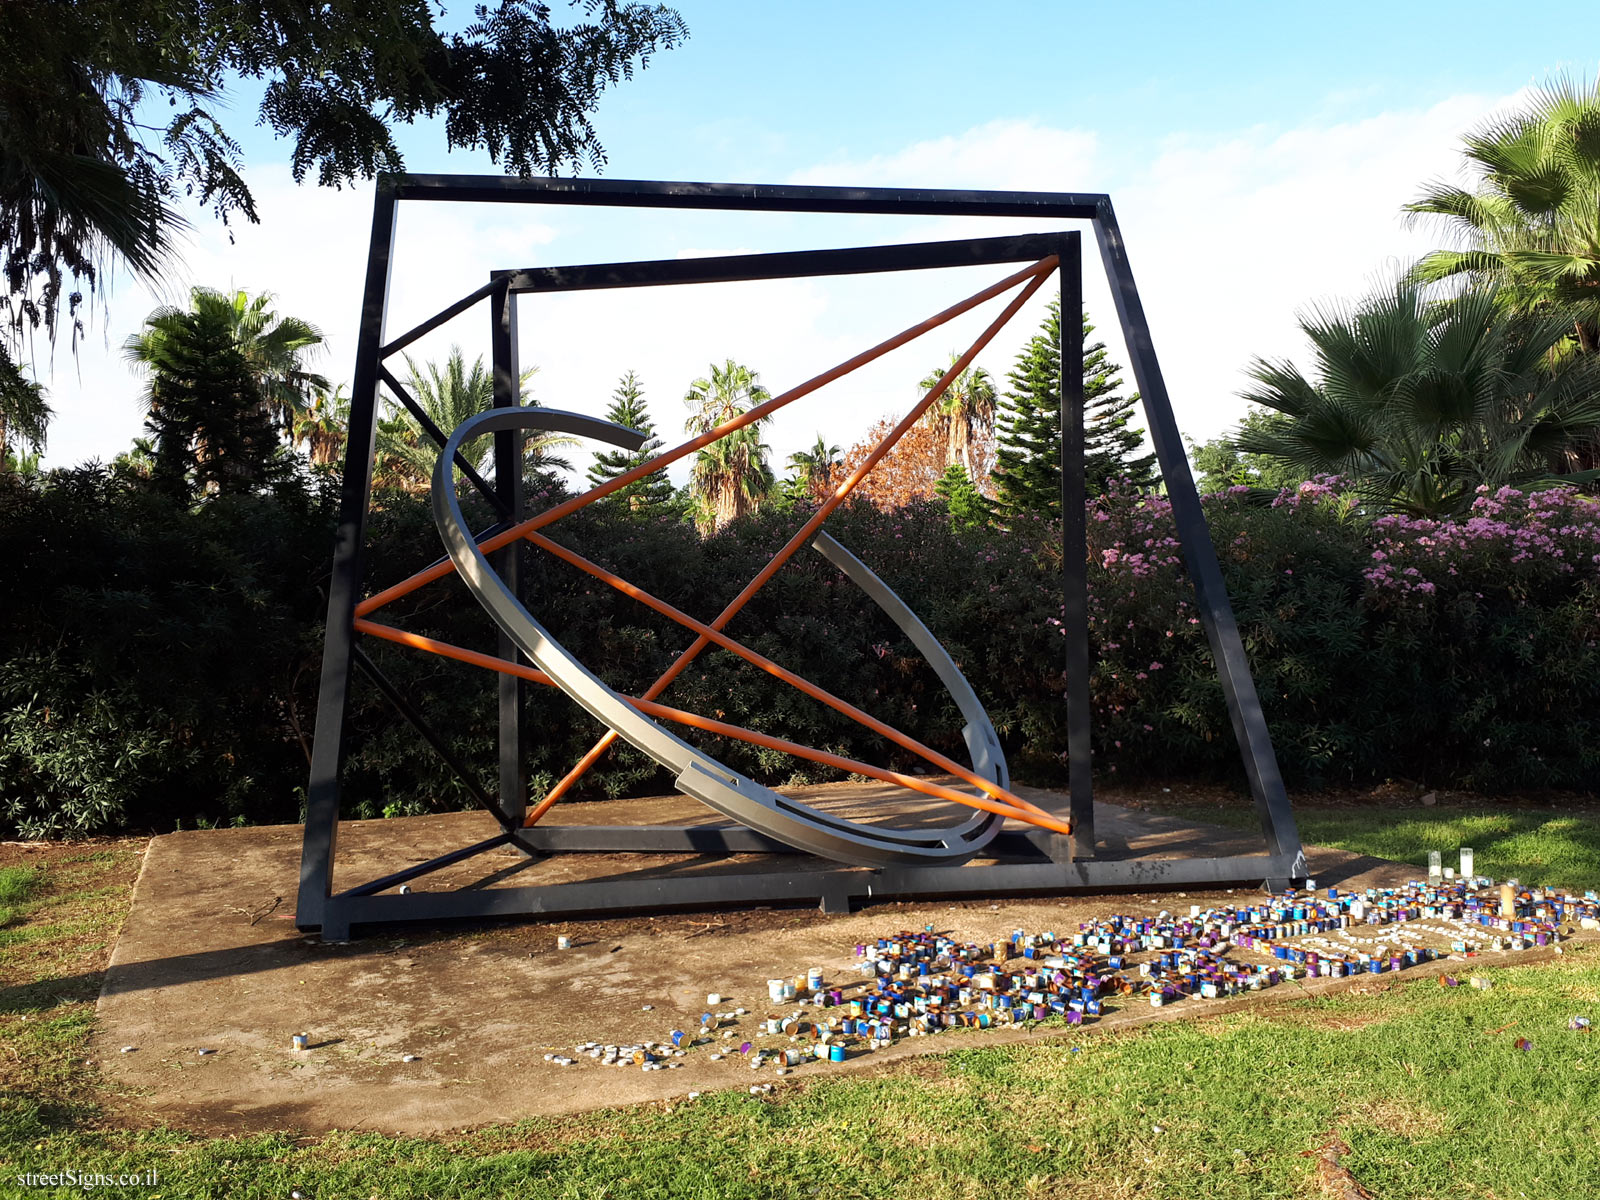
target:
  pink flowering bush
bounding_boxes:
[1066,476,1380,787]
[865,474,1598,791]
[1054,477,1599,789]
[1365,485,1600,595]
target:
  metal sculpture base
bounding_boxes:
[317,820,1304,941]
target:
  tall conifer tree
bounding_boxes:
[994,301,1157,520]
[587,371,674,513]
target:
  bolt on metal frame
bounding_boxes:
[295,175,1307,940]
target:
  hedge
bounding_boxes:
[1,469,1595,836]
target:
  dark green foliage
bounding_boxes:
[0,466,337,836]
[131,299,292,501]
[585,371,673,513]
[995,302,1156,520]
[0,0,688,349]
[934,464,993,528]
[1188,409,1307,495]
[0,345,51,472]
[3,468,1597,837]
[1235,281,1600,515]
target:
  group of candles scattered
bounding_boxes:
[534,872,1597,1077]
[838,877,1597,1031]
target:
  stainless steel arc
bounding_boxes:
[431,405,1010,867]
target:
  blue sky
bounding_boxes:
[35,2,1596,476]
[587,2,1572,175]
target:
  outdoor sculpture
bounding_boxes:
[295,176,1306,940]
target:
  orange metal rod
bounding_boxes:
[351,618,1069,833]
[525,721,625,824]
[353,257,1058,621]
[355,618,558,686]
[650,704,1072,837]
[524,527,1056,821]
[535,262,1057,814]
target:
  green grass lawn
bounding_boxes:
[0,866,43,929]
[1,809,1597,1199]
[1157,800,1600,892]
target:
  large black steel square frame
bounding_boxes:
[295,175,1307,940]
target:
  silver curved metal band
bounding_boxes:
[432,405,1009,866]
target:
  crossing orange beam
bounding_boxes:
[532,258,1056,816]
[353,256,1057,621]
[351,618,1071,835]
[523,528,1055,822]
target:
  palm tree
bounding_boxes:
[690,425,774,534]
[1234,279,1600,516]
[111,436,158,482]
[372,411,425,493]
[786,433,842,501]
[918,353,997,480]
[1405,74,1600,354]
[124,291,301,498]
[377,347,574,492]
[684,359,774,533]
[292,384,349,468]
[125,288,327,432]
[218,289,327,429]
[0,349,51,473]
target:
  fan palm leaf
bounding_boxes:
[376,347,572,493]
[1406,72,1600,356]
[1234,277,1600,516]
[123,287,327,435]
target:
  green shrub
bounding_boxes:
[0,467,335,835]
[1,468,1595,837]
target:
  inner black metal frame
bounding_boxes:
[295,175,1306,940]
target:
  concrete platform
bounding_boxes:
[94,782,1456,1135]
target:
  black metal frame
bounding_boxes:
[295,175,1306,939]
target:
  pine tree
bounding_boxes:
[994,301,1157,521]
[934,464,994,528]
[1086,379,1157,495]
[587,372,674,514]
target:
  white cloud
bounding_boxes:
[784,96,1523,448]
[37,169,375,467]
[36,171,574,467]
[1113,90,1521,441]
[37,95,1524,482]
[792,119,1104,193]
